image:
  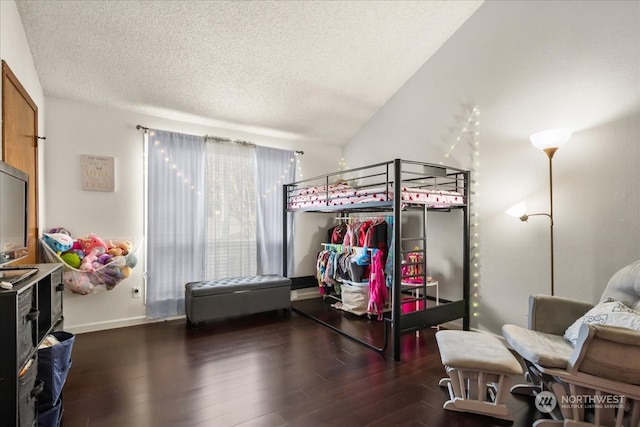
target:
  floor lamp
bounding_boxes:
[506,128,572,296]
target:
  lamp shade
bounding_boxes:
[530,128,572,151]
[506,202,527,218]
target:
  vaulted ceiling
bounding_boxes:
[16,0,483,145]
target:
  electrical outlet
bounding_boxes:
[132,287,141,298]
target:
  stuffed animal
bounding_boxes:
[80,248,101,272]
[63,270,94,295]
[60,252,82,269]
[126,253,138,269]
[108,240,132,256]
[120,266,132,278]
[43,233,74,254]
[47,227,71,236]
[70,248,85,259]
[107,247,123,257]
[93,264,122,290]
[71,240,82,251]
[77,233,108,256]
[97,254,113,265]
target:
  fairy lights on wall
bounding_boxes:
[438,106,481,321]
[439,106,480,165]
[469,107,481,321]
[334,156,350,181]
[338,157,347,171]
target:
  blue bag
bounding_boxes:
[37,331,75,413]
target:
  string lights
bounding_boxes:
[296,152,304,180]
[149,129,303,201]
[469,107,481,320]
[338,157,347,172]
[439,106,481,320]
[260,151,303,200]
[338,157,360,186]
[142,125,305,201]
[148,131,202,195]
[439,106,480,165]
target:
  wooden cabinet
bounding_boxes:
[0,263,64,427]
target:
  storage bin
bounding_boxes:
[18,356,42,427]
[37,398,62,427]
[341,283,369,313]
[401,296,425,313]
[37,331,75,412]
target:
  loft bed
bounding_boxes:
[282,159,470,361]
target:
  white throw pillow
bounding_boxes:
[563,298,640,346]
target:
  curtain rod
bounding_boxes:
[136,124,303,155]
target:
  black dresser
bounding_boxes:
[0,263,64,427]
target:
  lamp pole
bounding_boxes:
[543,147,557,296]
[518,128,571,297]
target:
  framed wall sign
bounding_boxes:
[81,154,115,192]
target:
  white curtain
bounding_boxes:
[255,146,295,275]
[205,141,257,279]
[146,129,206,318]
[145,129,292,319]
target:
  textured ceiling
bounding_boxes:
[16,0,482,145]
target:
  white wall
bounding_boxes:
[45,97,341,332]
[344,0,640,334]
[0,0,47,224]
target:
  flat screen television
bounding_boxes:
[0,161,29,266]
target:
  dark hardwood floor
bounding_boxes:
[61,299,544,427]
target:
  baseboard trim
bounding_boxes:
[291,287,320,301]
[290,275,316,290]
[66,287,320,334]
[65,314,186,335]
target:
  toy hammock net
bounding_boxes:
[40,236,139,295]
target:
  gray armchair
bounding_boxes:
[502,260,640,427]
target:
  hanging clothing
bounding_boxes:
[368,250,388,320]
[331,223,348,244]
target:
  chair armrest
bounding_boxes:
[568,323,640,385]
[528,294,593,335]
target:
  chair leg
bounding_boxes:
[544,381,639,427]
[510,359,545,396]
[439,368,515,421]
[510,383,542,395]
[630,399,640,427]
[561,422,602,427]
[532,420,563,427]
[549,381,572,420]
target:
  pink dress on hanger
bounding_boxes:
[368,250,388,320]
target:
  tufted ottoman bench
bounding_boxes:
[185,275,291,326]
[435,330,523,421]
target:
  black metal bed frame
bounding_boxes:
[282,158,470,361]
